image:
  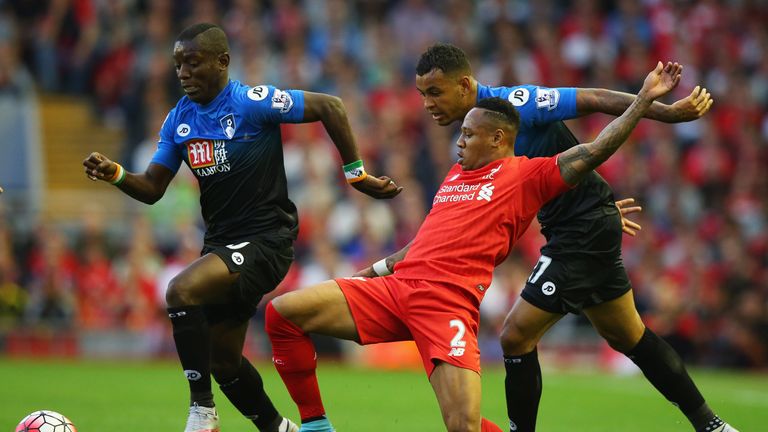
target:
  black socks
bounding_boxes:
[504,348,541,432]
[168,305,213,407]
[626,328,716,431]
[218,357,281,432]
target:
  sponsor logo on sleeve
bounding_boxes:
[247,85,269,101]
[177,123,191,137]
[271,89,294,113]
[219,113,236,139]
[508,88,530,107]
[535,87,560,111]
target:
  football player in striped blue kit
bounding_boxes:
[84,23,400,432]
[415,43,736,432]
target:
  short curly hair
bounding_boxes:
[416,43,471,76]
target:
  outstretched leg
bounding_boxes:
[209,318,295,432]
[266,280,360,432]
[585,290,735,432]
[499,297,563,432]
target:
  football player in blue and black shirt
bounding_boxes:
[415,44,736,432]
[84,23,401,432]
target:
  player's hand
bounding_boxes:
[616,198,642,236]
[352,266,377,278]
[669,86,713,122]
[351,175,403,199]
[0,186,3,193]
[83,152,118,182]
[640,61,682,101]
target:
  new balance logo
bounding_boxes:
[477,183,494,202]
[448,348,465,357]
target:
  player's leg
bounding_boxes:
[266,280,360,432]
[165,253,238,432]
[499,297,564,432]
[209,317,297,432]
[429,362,484,432]
[584,290,737,432]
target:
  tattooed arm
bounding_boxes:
[558,62,682,186]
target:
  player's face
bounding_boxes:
[416,68,471,126]
[173,39,226,104]
[457,108,498,170]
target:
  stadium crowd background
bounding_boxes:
[0,0,766,370]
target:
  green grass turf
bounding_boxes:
[1,358,765,431]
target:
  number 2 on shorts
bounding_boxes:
[527,255,552,284]
[448,319,467,357]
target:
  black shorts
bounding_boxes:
[202,235,294,323]
[521,212,631,315]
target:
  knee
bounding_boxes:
[443,412,480,432]
[601,329,642,353]
[166,274,197,307]
[500,322,537,356]
[265,300,302,338]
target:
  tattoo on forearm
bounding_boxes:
[560,97,651,184]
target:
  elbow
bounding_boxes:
[321,95,346,118]
[141,189,165,205]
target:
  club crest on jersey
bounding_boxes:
[271,89,294,113]
[186,139,231,176]
[482,164,502,180]
[220,114,236,139]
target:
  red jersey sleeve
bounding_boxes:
[518,155,571,212]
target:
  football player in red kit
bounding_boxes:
[266,62,682,432]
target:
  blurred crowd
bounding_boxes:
[0,0,766,368]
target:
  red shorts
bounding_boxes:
[335,275,480,377]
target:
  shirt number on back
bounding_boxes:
[527,255,552,284]
[449,319,467,357]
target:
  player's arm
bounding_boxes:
[83,153,174,204]
[302,91,402,199]
[576,84,712,123]
[353,241,413,278]
[559,62,681,186]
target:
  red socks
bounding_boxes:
[265,301,326,421]
[482,418,504,432]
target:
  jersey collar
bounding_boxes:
[196,80,235,117]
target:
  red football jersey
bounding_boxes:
[394,155,570,304]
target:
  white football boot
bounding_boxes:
[278,417,300,432]
[184,403,220,432]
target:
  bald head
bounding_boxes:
[177,23,229,55]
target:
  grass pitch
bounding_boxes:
[1,358,765,431]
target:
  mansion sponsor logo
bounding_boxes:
[186,139,231,177]
[433,182,495,205]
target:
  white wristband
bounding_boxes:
[372,258,392,277]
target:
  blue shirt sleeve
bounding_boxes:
[509,85,578,128]
[238,85,306,125]
[150,111,183,173]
